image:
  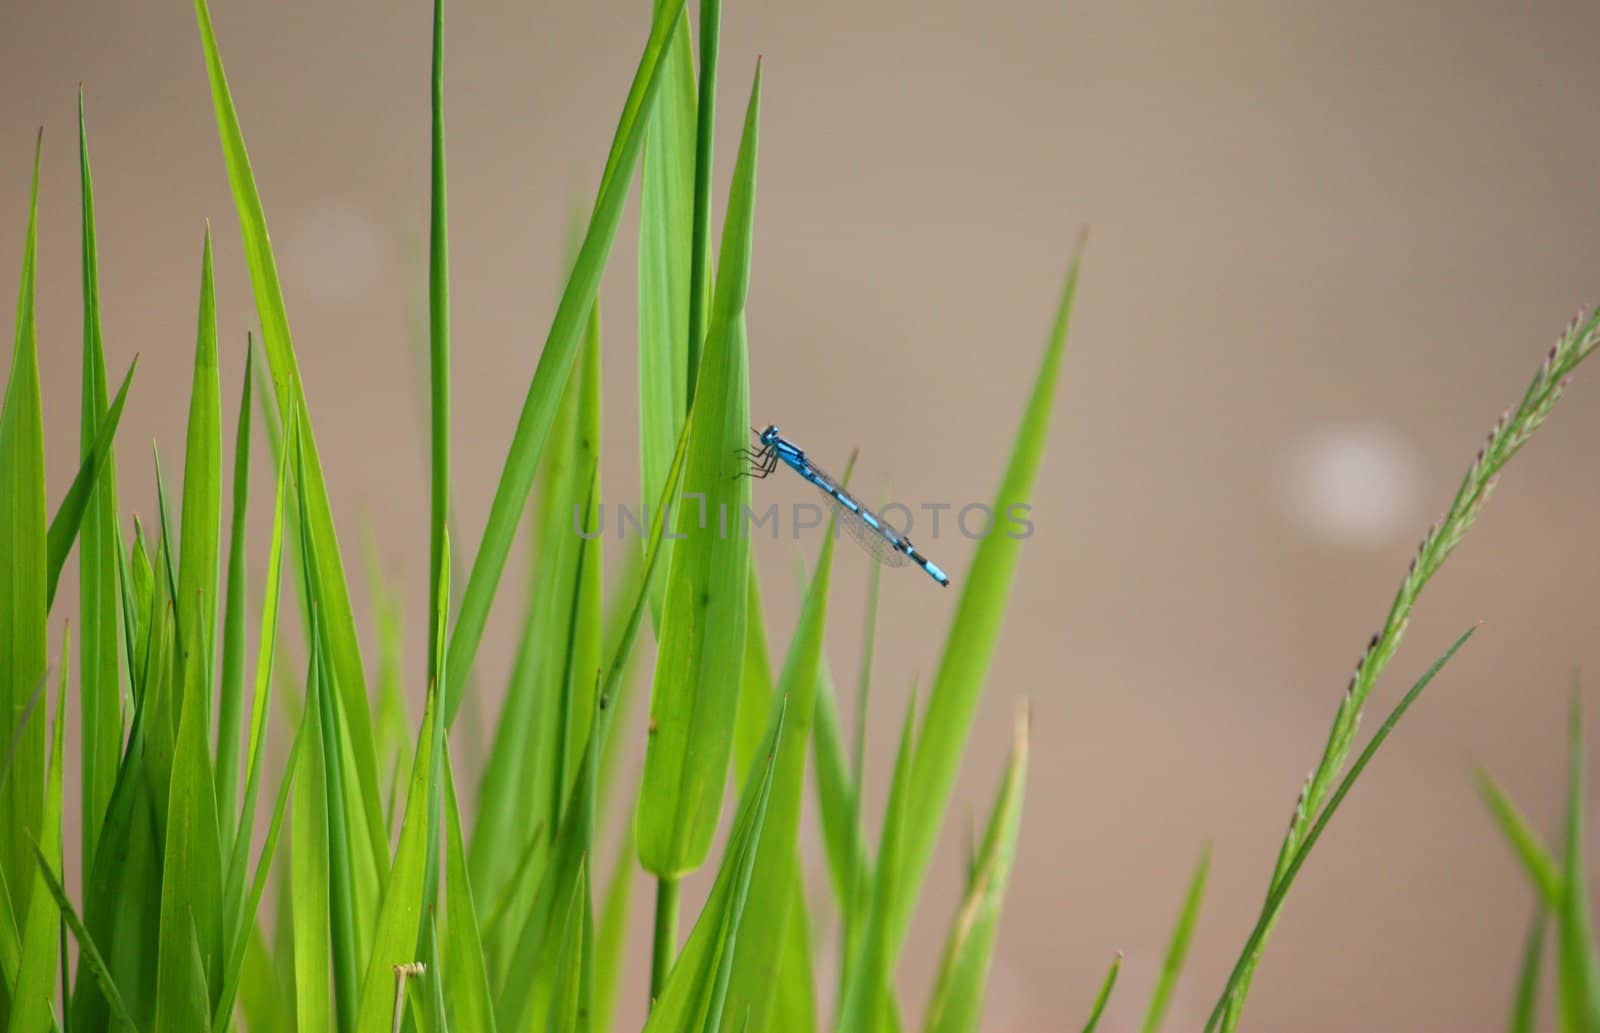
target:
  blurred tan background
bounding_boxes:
[7,0,1600,1029]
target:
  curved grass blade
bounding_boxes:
[1475,768,1559,907]
[636,59,761,881]
[426,0,452,692]
[291,630,333,1033]
[1079,954,1121,1033]
[0,130,48,915]
[32,840,141,1031]
[193,0,388,873]
[46,356,136,606]
[1203,624,1477,1033]
[442,0,690,727]
[1220,308,1600,1030]
[919,704,1030,1033]
[891,237,1084,957]
[1141,847,1210,1033]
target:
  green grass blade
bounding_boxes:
[427,0,451,686]
[544,861,594,1033]
[0,130,48,924]
[291,635,333,1033]
[636,59,761,881]
[637,0,695,622]
[153,613,225,1028]
[215,343,255,852]
[442,0,689,728]
[1556,689,1600,1033]
[593,810,635,1033]
[1203,625,1477,1033]
[177,224,222,733]
[223,403,293,952]
[11,638,67,1031]
[442,744,496,1033]
[46,357,136,606]
[1475,768,1560,907]
[77,88,125,888]
[642,700,786,1033]
[31,841,141,1031]
[812,659,867,932]
[1141,847,1210,1033]
[684,0,719,399]
[839,687,919,1033]
[214,694,307,1031]
[354,691,438,1033]
[1079,954,1121,1033]
[892,239,1083,957]
[193,0,388,875]
[1508,906,1547,1033]
[920,706,1030,1033]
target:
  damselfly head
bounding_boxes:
[759,424,780,446]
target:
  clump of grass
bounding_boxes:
[4,1,1600,1031]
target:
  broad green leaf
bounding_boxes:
[812,659,867,932]
[238,926,291,1033]
[177,225,222,734]
[442,0,689,727]
[10,637,67,1032]
[892,239,1083,957]
[1509,907,1546,1033]
[643,701,786,1033]
[31,841,140,1031]
[1203,626,1476,1033]
[1079,955,1121,1033]
[442,745,496,1033]
[77,89,125,886]
[1475,768,1559,908]
[46,357,136,605]
[1556,690,1600,1033]
[0,132,47,922]
[839,687,919,1033]
[353,691,438,1033]
[637,0,696,621]
[215,343,255,852]
[637,61,761,880]
[1141,847,1210,1033]
[154,610,225,1028]
[193,0,388,875]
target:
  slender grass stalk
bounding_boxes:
[427,0,450,683]
[650,877,680,1008]
[1217,309,1600,1030]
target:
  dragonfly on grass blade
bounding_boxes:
[737,424,951,587]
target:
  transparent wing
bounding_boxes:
[807,462,910,568]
